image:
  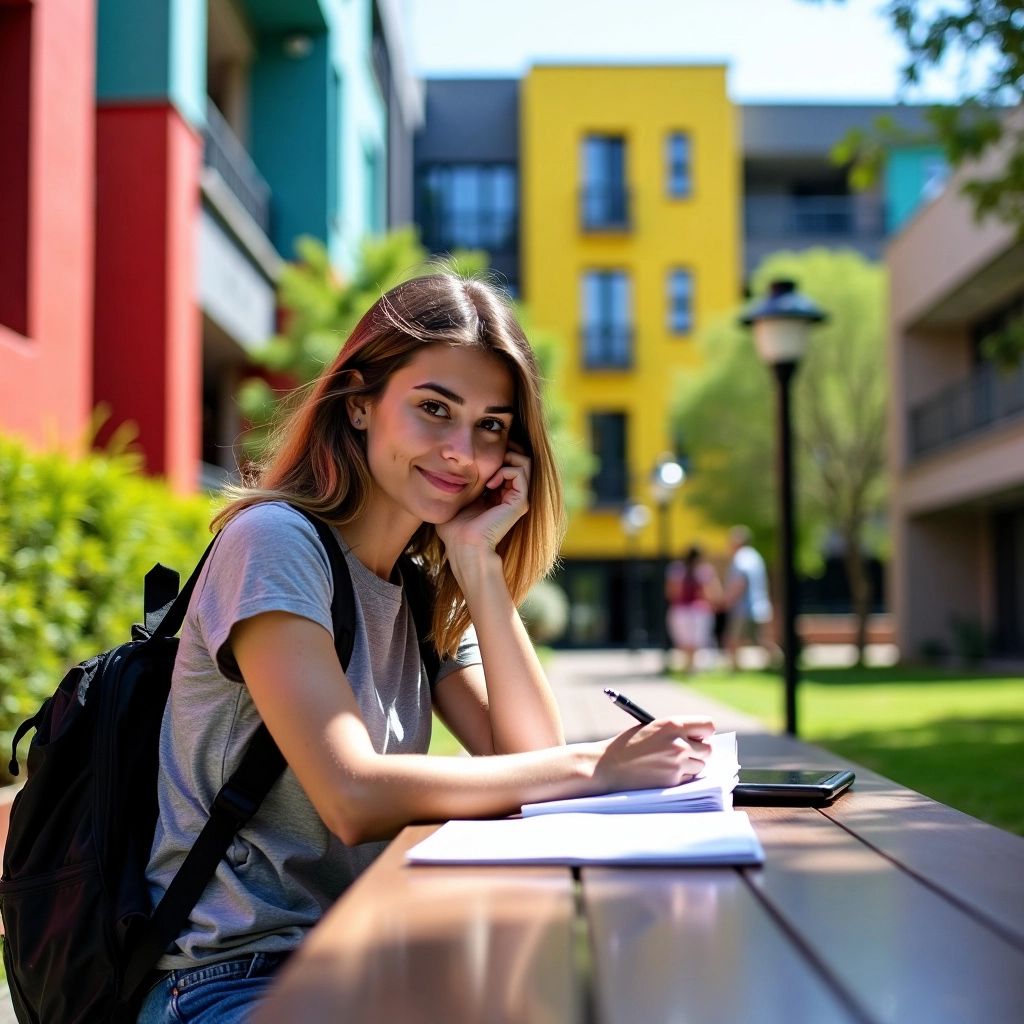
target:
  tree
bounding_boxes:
[815,1,1024,231]
[236,228,593,513]
[672,249,888,662]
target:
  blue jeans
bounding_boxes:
[136,951,289,1024]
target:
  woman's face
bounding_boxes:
[356,344,516,526]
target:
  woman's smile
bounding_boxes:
[416,466,472,494]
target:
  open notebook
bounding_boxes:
[521,731,740,817]
[406,733,762,868]
[405,811,764,867]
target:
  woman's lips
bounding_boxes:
[417,467,470,494]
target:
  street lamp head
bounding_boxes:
[740,279,828,366]
[650,452,685,505]
[619,502,651,536]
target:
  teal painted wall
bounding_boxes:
[246,0,386,273]
[331,0,386,271]
[249,32,331,261]
[96,0,206,128]
[885,147,949,232]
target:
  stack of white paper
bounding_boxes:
[405,811,764,867]
[521,731,740,817]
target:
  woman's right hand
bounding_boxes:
[590,717,715,793]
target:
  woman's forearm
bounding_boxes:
[323,741,598,845]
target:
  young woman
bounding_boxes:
[139,274,714,1023]
[666,544,722,673]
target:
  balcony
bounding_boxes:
[580,185,631,232]
[744,194,884,239]
[581,326,633,370]
[909,361,1024,459]
[203,100,272,237]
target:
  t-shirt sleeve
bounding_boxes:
[194,503,335,684]
[433,624,482,686]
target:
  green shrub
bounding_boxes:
[518,579,569,645]
[0,435,214,782]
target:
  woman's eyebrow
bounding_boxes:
[413,382,514,415]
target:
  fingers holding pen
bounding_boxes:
[596,714,717,790]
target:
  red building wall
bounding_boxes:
[0,0,95,448]
[93,105,202,492]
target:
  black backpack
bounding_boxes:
[0,508,438,1023]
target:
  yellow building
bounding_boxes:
[521,65,740,645]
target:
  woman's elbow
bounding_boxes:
[319,776,402,847]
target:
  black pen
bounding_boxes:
[603,687,655,725]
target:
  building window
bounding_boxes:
[581,135,629,230]
[666,131,691,198]
[667,269,693,334]
[921,155,950,203]
[582,271,632,369]
[590,412,629,505]
[416,163,518,254]
[0,3,31,335]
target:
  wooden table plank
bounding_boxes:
[739,732,1024,949]
[744,805,1024,1024]
[252,825,584,1024]
[583,864,862,1024]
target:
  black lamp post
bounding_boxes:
[740,280,827,736]
[650,453,685,673]
[619,502,651,653]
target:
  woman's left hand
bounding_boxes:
[436,447,530,560]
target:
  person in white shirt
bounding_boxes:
[721,526,773,670]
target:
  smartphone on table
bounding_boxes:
[733,768,855,806]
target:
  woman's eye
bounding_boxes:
[479,418,509,435]
[420,400,450,419]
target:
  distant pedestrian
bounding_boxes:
[722,526,773,670]
[666,544,721,673]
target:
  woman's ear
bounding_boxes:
[346,372,369,429]
[347,395,370,430]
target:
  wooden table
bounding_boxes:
[253,734,1024,1023]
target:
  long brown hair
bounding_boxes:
[215,274,565,657]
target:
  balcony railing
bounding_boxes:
[581,326,633,370]
[580,185,631,232]
[909,361,1024,459]
[744,195,884,240]
[203,99,272,236]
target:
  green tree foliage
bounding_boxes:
[237,228,593,513]
[815,1,1024,230]
[672,249,888,660]
[0,435,213,782]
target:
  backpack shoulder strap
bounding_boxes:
[397,554,442,685]
[122,506,355,1001]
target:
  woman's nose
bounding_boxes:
[441,426,474,464]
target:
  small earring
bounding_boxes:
[353,416,362,427]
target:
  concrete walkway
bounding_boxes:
[544,647,766,742]
[542,643,897,743]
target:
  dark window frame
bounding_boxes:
[415,161,519,256]
[666,131,692,199]
[589,410,629,506]
[580,134,630,231]
[581,269,633,370]
[667,267,694,335]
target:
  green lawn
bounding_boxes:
[684,665,1024,836]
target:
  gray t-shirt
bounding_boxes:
[145,502,480,968]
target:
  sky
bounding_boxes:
[407,0,969,104]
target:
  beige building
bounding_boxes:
[888,140,1024,661]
